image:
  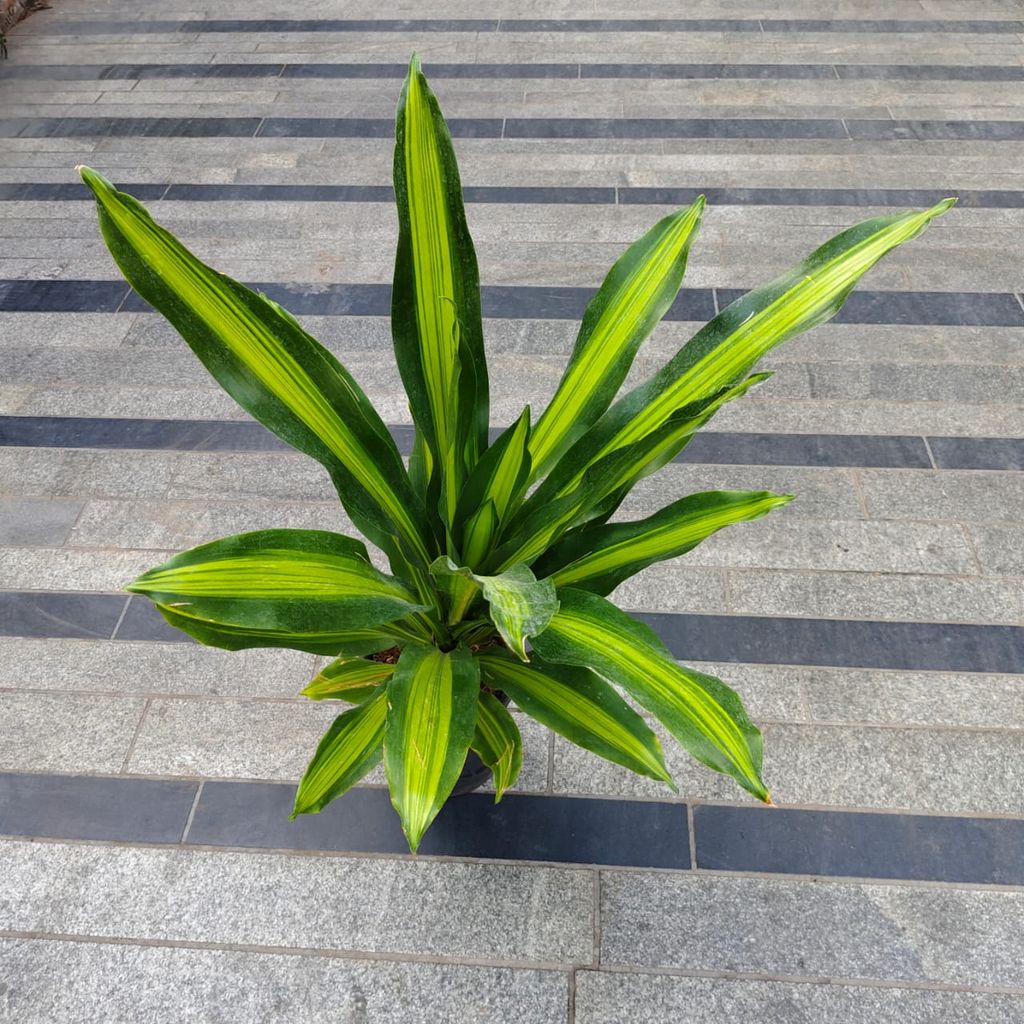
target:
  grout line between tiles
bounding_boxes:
[179,779,204,843]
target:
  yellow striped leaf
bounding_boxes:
[529,197,704,476]
[291,687,388,817]
[128,530,426,636]
[392,56,488,528]
[531,589,769,802]
[471,691,523,801]
[542,200,954,491]
[478,652,672,786]
[455,409,531,566]
[384,643,480,851]
[155,604,420,656]
[542,489,793,594]
[494,374,771,570]
[301,655,396,702]
[79,166,434,565]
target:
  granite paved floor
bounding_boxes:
[2,0,1024,1021]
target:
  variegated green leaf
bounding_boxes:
[384,644,480,851]
[455,409,531,566]
[460,500,500,572]
[392,55,488,527]
[153,604,417,656]
[79,166,435,565]
[127,530,426,635]
[529,197,704,477]
[301,655,396,702]
[471,691,523,801]
[291,687,388,817]
[478,652,673,786]
[493,374,770,571]
[540,489,793,595]
[543,200,953,485]
[431,559,558,659]
[531,589,769,802]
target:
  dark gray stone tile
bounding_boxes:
[680,432,930,469]
[0,499,82,545]
[929,436,1024,471]
[114,597,189,643]
[694,804,1024,885]
[848,119,1024,142]
[258,117,502,139]
[16,117,262,139]
[0,772,198,843]
[504,118,846,140]
[836,64,1024,81]
[0,592,127,640]
[0,280,127,313]
[715,288,1024,328]
[582,63,835,79]
[633,612,1024,674]
[190,781,690,868]
[0,414,288,452]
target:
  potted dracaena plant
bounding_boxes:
[78,56,952,852]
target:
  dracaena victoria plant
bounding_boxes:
[79,57,953,851]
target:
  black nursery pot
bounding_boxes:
[451,690,510,796]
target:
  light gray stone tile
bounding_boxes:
[575,971,1024,1024]
[0,313,137,350]
[0,449,179,500]
[0,692,145,773]
[611,565,728,615]
[0,500,82,546]
[712,398,1024,439]
[967,525,1024,577]
[680,661,807,722]
[168,452,336,501]
[554,721,1024,815]
[15,385,244,420]
[619,464,863,520]
[0,938,569,1024]
[600,873,1024,988]
[68,499,347,550]
[127,697,339,781]
[861,470,1024,525]
[0,840,593,964]
[726,568,1024,624]
[0,546,165,592]
[1,639,316,698]
[802,667,1024,729]
[678,519,976,575]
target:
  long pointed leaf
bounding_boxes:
[301,656,396,702]
[291,688,388,817]
[384,643,480,850]
[471,691,523,801]
[531,589,769,802]
[79,166,435,565]
[529,198,704,476]
[478,652,673,786]
[392,56,488,527]
[542,200,954,489]
[540,489,793,594]
[495,374,770,570]
[127,530,425,634]
[154,604,424,657]
[455,408,531,566]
